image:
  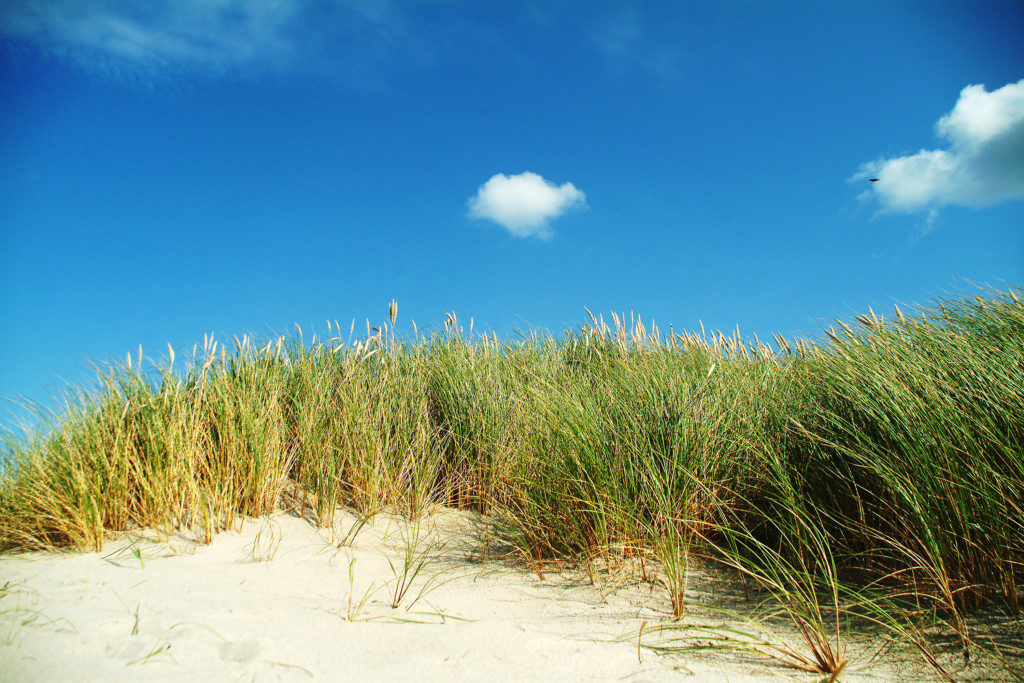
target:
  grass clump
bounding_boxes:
[2,285,1023,678]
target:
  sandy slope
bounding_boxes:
[0,506,917,681]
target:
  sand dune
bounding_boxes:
[1,507,917,681]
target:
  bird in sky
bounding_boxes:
[869,178,879,182]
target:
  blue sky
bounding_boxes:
[1,1,1023,423]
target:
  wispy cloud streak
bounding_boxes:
[0,0,433,81]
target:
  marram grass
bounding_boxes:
[2,286,1023,676]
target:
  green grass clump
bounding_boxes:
[2,286,1022,677]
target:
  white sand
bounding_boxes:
[0,507,910,681]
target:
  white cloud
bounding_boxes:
[468,172,586,239]
[853,79,1024,214]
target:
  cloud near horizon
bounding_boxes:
[853,79,1024,216]
[468,172,586,239]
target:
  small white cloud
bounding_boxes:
[468,172,586,239]
[853,79,1024,214]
